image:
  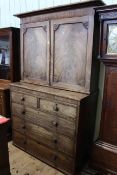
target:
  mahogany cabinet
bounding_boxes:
[91,5,117,175]
[11,1,104,175]
[0,27,20,117]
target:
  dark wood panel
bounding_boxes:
[91,142,117,174]
[101,66,117,146]
[0,123,10,175]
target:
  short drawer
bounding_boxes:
[13,131,26,151]
[12,116,25,134]
[26,122,75,157]
[11,92,38,108]
[13,107,76,139]
[40,99,76,120]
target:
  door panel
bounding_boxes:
[51,16,94,93]
[102,66,117,146]
[22,21,50,84]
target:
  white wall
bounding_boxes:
[0,0,116,28]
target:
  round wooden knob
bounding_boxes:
[22,125,26,129]
[21,97,25,101]
[53,104,59,112]
[53,155,57,161]
[53,139,58,144]
[22,110,25,115]
[52,121,58,127]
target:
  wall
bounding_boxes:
[0,0,116,140]
[0,0,116,28]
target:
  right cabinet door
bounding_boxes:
[51,16,94,93]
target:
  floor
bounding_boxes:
[8,142,100,175]
[8,142,63,175]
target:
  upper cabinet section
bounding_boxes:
[96,5,117,61]
[17,0,104,93]
[0,28,20,82]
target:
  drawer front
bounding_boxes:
[40,99,76,120]
[12,117,25,134]
[26,122,75,157]
[26,138,74,175]
[38,111,75,139]
[56,153,74,175]
[13,131,26,151]
[26,139,55,167]
[12,103,24,118]
[11,92,38,108]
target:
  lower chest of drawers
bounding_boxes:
[11,84,96,175]
[11,89,78,175]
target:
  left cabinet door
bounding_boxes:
[21,21,50,85]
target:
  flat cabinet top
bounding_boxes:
[15,0,104,18]
[0,80,10,90]
[10,82,87,101]
[96,5,117,20]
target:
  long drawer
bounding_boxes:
[27,138,74,175]
[12,104,76,139]
[13,116,75,157]
[11,91,77,122]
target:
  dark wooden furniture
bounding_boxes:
[0,117,11,175]
[91,5,117,175]
[0,80,10,117]
[11,1,104,175]
[0,27,20,117]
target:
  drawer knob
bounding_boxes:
[22,125,26,129]
[53,139,58,144]
[21,97,25,101]
[22,110,25,115]
[52,121,58,127]
[23,141,26,145]
[53,155,57,161]
[53,104,59,112]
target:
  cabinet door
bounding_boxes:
[101,66,117,146]
[51,16,94,93]
[21,21,50,84]
[0,34,10,80]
